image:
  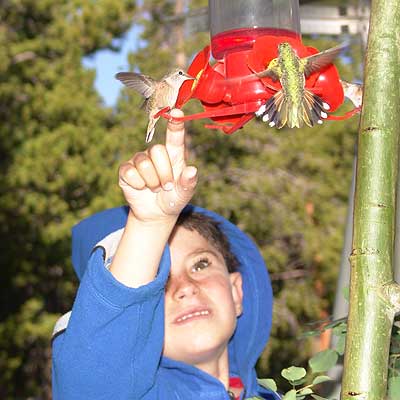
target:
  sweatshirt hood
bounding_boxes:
[71,205,273,396]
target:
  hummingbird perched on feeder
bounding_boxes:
[340,80,363,108]
[253,42,347,129]
[115,69,194,143]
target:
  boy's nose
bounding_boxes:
[171,276,199,300]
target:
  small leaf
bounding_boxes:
[282,389,297,400]
[332,323,347,336]
[312,375,332,385]
[258,378,277,392]
[309,349,339,373]
[310,395,328,400]
[292,377,307,386]
[335,335,346,356]
[281,366,307,383]
[298,387,313,395]
[388,376,400,400]
[311,395,329,400]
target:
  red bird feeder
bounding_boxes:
[160,0,360,134]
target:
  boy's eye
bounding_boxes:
[191,258,210,272]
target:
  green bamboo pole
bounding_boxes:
[341,0,400,399]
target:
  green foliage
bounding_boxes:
[282,389,297,400]
[0,0,136,398]
[309,350,338,374]
[312,376,332,385]
[259,355,334,399]
[302,314,400,397]
[388,377,400,400]
[281,366,307,382]
[258,378,278,392]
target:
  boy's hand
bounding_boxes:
[118,109,197,223]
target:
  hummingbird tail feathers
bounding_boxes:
[145,116,159,143]
[256,90,330,129]
[302,90,330,127]
[257,91,288,129]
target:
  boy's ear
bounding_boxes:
[230,272,243,317]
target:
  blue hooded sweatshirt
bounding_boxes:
[52,205,279,400]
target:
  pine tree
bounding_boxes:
[0,1,136,398]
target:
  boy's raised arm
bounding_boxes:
[52,110,197,400]
[109,109,197,287]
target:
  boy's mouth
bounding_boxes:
[174,308,211,324]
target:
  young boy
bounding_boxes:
[52,110,279,399]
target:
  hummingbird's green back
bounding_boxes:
[278,43,306,128]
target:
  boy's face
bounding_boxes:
[163,226,243,367]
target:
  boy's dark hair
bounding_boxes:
[175,210,240,273]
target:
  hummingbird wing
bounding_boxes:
[115,72,156,99]
[302,43,347,78]
[252,58,280,81]
[255,68,280,81]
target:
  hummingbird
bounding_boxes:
[340,80,363,108]
[253,42,347,129]
[115,69,194,143]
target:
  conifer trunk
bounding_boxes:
[341,0,400,399]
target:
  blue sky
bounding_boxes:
[82,25,143,107]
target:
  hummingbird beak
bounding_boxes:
[183,72,195,81]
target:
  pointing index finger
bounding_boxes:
[166,108,185,158]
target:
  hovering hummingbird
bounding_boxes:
[115,69,194,143]
[253,42,347,129]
